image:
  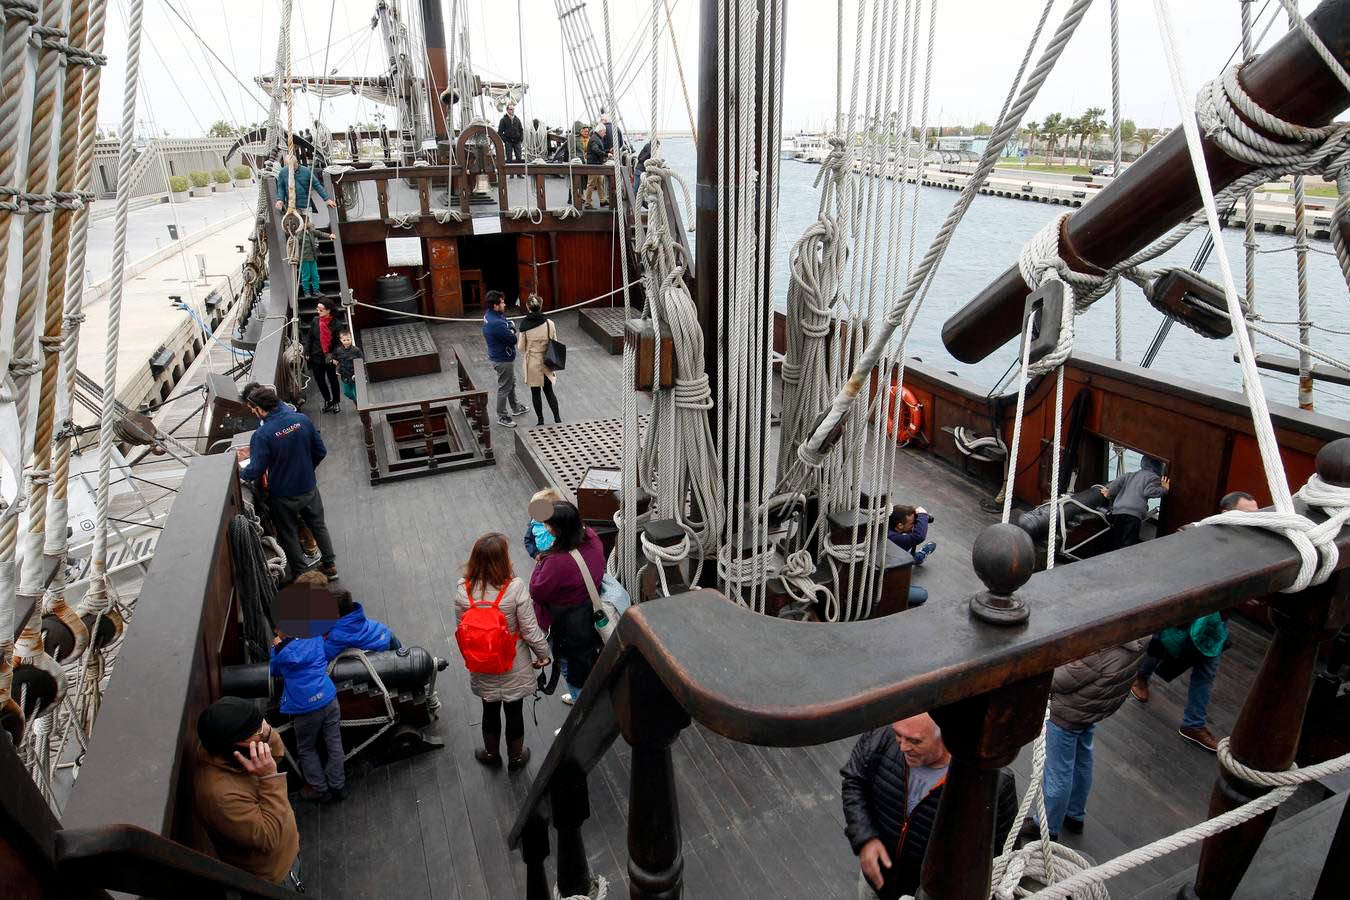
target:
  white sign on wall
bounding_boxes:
[385,236,423,267]
[472,214,503,235]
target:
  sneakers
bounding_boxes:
[913,541,938,566]
[1179,725,1220,752]
[1062,815,1084,835]
[1130,677,1150,703]
[319,563,338,578]
[510,403,529,416]
[497,416,516,428]
[560,691,576,706]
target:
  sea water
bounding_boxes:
[655,136,1350,420]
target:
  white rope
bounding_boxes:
[1023,741,1350,900]
[86,0,148,614]
[803,0,1093,461]
[553,873,608,900]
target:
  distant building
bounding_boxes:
[91,137,239,201]
[935,134,1024,157]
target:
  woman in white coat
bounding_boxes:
[456,532,550,771]
[516,295,562,426]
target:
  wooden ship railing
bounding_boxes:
[507,438,1350,899]
[351,353,492,484]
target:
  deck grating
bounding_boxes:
[362,321,438,363]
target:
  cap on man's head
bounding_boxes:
[197,696,263,755]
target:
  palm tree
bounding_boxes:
[1136,127,1160,156]
[1041,113,1065,165]
[1075,107,1106,166]
[1023,121,1041,161]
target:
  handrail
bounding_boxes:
[329,162,620,182]
[55,824,294,899]
[510,494,1350,847]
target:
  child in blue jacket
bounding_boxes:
[323,589,400,659]
[270,629,346,802]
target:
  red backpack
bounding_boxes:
[456,580,518,674]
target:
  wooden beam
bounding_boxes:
[942,0,1350,364]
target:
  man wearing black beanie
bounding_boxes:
[193,697,301,887]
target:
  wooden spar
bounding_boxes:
[941,0,1350,365]
[419,0,451,144]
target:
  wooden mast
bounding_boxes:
[420,0,451,148]
[941,0,1350,365]
[694,0,720,398]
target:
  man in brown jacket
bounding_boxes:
[1041,638,1147,839]
[193,697,302,887]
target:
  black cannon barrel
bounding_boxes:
[221,646,439,699]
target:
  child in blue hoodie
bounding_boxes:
[270,629,346,802]
[323,589,400,658]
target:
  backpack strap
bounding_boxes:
[465,579,510,609]
[569,550,603,614]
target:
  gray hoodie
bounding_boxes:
[1104,459,1166,519]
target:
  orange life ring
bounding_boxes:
[887,385,922,443]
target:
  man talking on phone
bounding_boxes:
[193,696,303,889]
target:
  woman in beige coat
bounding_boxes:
[516,295,562,426]
[456,533,550,771]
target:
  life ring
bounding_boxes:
[887,385,923,444]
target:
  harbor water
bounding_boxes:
[655,137,1350,420]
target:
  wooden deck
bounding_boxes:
[290,315,1329,898]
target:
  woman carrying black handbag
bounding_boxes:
[516,295,564,427]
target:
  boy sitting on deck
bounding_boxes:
[328,328,363,408]
[323,588,401,658]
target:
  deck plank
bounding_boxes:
[290,315,1328,898]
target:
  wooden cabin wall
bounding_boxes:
[553,231,623,308]
[62,454,244,852]
[341,241,425,331]
[1003,359,1332,530]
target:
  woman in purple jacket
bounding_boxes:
[529,501,606,697]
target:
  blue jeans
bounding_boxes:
[1138,651,1220,729]
[1042,720,1094,836]
[907,585,928,607]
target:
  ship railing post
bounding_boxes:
[360,409,378,481]
[1189,440,1350,900]
[918,676,1051,900]
[521,812,552,900]
[615,656,691,899]
[420,401,437,469]
[550,763,594,898]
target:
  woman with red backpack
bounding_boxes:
[455,533,550,771]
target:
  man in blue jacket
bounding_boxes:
[323,589,400,659]
[270,629,345,802]
[240,383,336,583]
[273,153,336,213]
[482,290,527,427]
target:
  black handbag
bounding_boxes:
[543,319,567,371]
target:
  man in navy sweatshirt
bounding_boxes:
[323,589,400,659]
[482,290,528,427]
[270,629,345,802]
[240,383,336,583]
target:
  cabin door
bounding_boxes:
[516,234,556,308]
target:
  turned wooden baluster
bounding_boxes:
[615,656,691,899]
[551,764,594,898]
[919,524,1047,900]
[360,410,378,480]
[420,402,438,468]
[1189,440,1350,899]
[520,813,552,900]
[920,677,1051,900]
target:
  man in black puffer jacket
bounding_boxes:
[842,714,1018,899]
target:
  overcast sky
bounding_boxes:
[96,0,1311,138]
